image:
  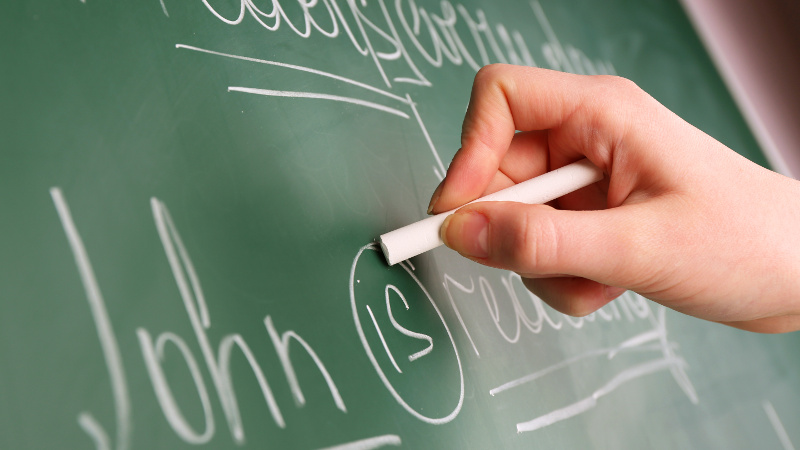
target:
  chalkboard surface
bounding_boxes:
[2,1,798,448]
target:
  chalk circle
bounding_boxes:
[349,243,464,424]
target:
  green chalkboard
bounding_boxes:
[2,0,798,448]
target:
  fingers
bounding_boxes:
[440,200,645,316]
[428,129,550,214]
[430,65,612,213]
[497,131,550,185]
[521,277,626,317]
[480,131,551,196]
[439,200,656,290]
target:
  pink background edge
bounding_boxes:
[680,0,800,178]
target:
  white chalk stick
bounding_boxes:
[379,158,604,265]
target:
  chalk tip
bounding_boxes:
[378,237,395,266]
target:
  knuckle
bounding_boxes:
[587,75,645,115]
[580,75,644,159]
[596,74,641,95]
[510,207,559,273]
[473,63,506,86]
[473,64,517,101]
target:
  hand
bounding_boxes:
[429,64,800,333]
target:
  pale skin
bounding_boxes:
[430,64,800,333]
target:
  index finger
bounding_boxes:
[430,65,589,214]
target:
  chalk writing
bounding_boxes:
[227,87,411,118]
[51,187,131,450]
[137,330,215,444]
[366,304,404,373]
[174,44,410,103]
[350,243,465,425]
[45,0,715,447]
[516,357,687,433]
[763,401,796,450]
[54,190,383,448]
[385,284,434,362]
[169,0,614,85]
[318,434,402,450]
[486,306,697,432]
[175,1,614,179]
[53,185,700,445]
[442,270,653,358]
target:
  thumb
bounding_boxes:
[439,201,656,289]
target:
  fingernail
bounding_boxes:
[440,211,489,258]
[604,285,626,300]
[427,179,445,215]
